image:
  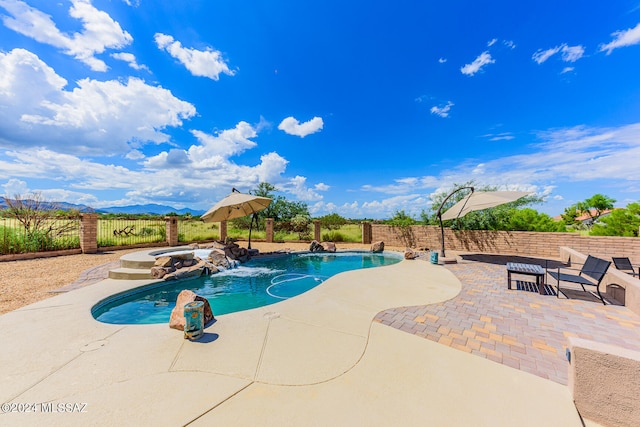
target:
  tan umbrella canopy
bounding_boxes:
[201,188,271,249]
[436,188,531,257]
[440,190,532,221]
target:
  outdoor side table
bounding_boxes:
[506,262,546,295]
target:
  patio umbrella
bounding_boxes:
[201,188,271,249]
[436,188,531,257]
[440,190,532,221]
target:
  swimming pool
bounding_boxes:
[92,251,403,324]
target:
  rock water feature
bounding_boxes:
[150,242,248,281]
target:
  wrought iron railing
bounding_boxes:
[0,215,81,255]
[97,217,166,247]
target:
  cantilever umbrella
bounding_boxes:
[437,189,531,257]
[201,188,271,249]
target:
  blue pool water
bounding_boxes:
[92,251,402,324]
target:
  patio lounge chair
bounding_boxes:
[548,255,611,305]
[612,257,639,278]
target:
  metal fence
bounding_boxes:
[0,215,81,255]
[177,219,219,243]
[97,217,167,247]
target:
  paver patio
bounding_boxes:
[376,253,640,385]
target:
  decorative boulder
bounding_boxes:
[404,248,418,260]
[321,242,336,252]
[171,252,194,261]
[371,241,385,253]
[169,290,214,331]
[154,256,173,268]
[309,240,324,252]
[150,266,168,279]
[223,242,250,263]
[208,249,232,269]
[164,260,207,281]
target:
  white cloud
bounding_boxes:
[532,46,561,64]
[348,122,640,218]
[430,101,454,118]
[315,183,330,191]
[561,67,575,74]
[438,57,447,63]
[1,178,28,196]
[599,22,640,54]
[0,49,196,155]
[504,40,516,49]
[125,149,145,160]
[0,0,132,71]
[532,44,584,64]
[484,132,515,141]
[460,51,495,76]
[449,123,640,186]
[561,45,584,62]
[134,121,290,198]
[154,33,235,80]
[0,119,292,209]
[278,116,324,137]
[281,175,323,201]
[111,52,149,71]
[487,38,497,47]
[188,122,258,159]
[361,176,439,195]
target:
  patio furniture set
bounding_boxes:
[507,256,639,305]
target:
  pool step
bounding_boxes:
[108,267,153,280]
[120,258,156,269]
[108,247,195,280]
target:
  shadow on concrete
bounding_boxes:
[191,332,219,343]
[459,253,564,269]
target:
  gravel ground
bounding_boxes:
[0,242,405,315]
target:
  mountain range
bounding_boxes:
[0,199,204,216]
[97,204,205,216]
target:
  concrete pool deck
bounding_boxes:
[0,250,584,426]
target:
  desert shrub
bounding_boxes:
[321,231,346,242]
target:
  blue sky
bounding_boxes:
[1,0,640,219]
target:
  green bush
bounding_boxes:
[321,231,346,242]
[0,226,80,254]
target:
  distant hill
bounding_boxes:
[0,199,204,216]
[0,199,95,213]
[97,204,205,216]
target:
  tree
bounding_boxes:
[2,192,53,234]
[591,202,640,236]
[560,206,580,227]
[230,182,311,234]
[572,193,616,228]
[1,192,79,251]
[251,182,309,223]
[507,208,566,232]
[290,214,312,239]
[318,213,347,230]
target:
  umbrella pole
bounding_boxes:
[438,214,446,258]
[435,186,474,258]
[248,213,256,250]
